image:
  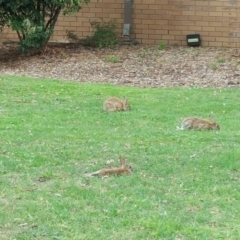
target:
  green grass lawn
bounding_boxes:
[1,75,240,239]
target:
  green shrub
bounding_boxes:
[158,41,166,50]
[19,26,53,53]
[83,20,118,48]
[66,30,80,43]
[0,0,89,52]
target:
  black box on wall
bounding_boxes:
[186,34,201,47]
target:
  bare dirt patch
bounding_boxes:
[1,43,240,88]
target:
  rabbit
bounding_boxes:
[178,116,220,130]
[103,97,131,112]
[86,157,133,177]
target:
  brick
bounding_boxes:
[208,42,223,47]
[188,26,202,31]
[169,30,182,35]
[159,14,172,20]
[135,4,149,10]
[188,16,202,21]
[143,29,155,34]
[135,33,149,39]
[162,35,175,40]
[223,12,237,17]
[182,11,196,16]
[156,0,168,4]
[135,14,149,19]
[203,36,216,42]
[196,1,209,6]
[189,6,203,11]
[201,17,216,21]
[222,42,237,48]
[155,29,169,35]
[175,25,189,31]
[95,13,110,18]
[142,19,156,25]
[109,13,121,18]
[135,24,149,30]
[169,10,182,15]
[182,21,195,26]
[108,3,121,8]
[90,8,103,13]
[196,11,209,16]
[168,20,181,26]
[162,25,176,30]
[209,12,223,17]
[216,37,231,42]
[65,27,78,32]
[208,31,223,37]
[208,22,223,27]
[148,14,163,20]
[199,31,209,37]
[174,15,189,21]
[59,21,71,26]
[202,26,216,31]
[82,22,91,27]
[70,22,83,27]
[132,19,142,24]
[202,6,216,12]
[77,26,90,32]
[147,24,164,30]
[149,4,161,10]
[142,39,155,44]
[154,20,168,25]
[209,2,223,7]
[181,1,196,6]
[142,9,156,14]
[174,5,189,11]
[116,8,124,14]
[181,30,197,36]
[176,35,187,41]
[154,39,167,45]
[150,34,165,40]
[145,0,156,4]
[168,40,182,46]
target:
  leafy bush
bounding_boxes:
[66,30,80,43]
[66,20,118,48]
[19,22,53,52]
[158,41,166,50]
[83,20,118,48]
[0,0,89,52]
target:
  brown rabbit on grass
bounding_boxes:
[86,157,133,177]
[103,97,131,112]
[178,117,220,130]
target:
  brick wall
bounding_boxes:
[1,0,240,47]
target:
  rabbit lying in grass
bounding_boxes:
[103,97,131,112]
[178,117,220,130]
[86,157,132,177]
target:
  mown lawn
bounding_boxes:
[0,75,240,240]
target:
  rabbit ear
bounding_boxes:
[119,157,126,166]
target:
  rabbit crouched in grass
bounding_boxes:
[103,97,131,112]
[86,157,133,177]
[178,117,220,130]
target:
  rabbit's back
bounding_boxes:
[103,97,123,111]
[103,97,130,112]
[181,117,219,130]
